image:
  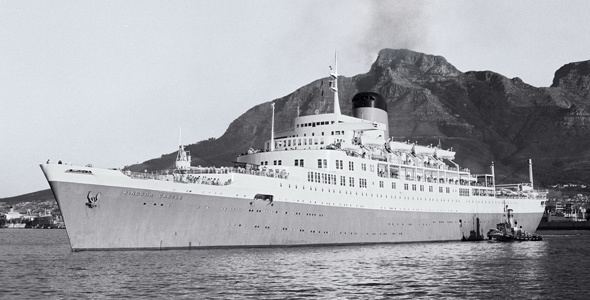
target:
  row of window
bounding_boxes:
[294,159,304,167]
[307,172,338,185]
[283,131,346,140]
[296,120,335,128]
[459,188,470,197]
[359,178,368,188]
[260,160,282,166]
[312,160,377,173]
[400,183,452,194]
[306,172,372,190]
[243,225,421,237]
[274,134,348,150]
[276,137,325,148]
[307,172,467,195]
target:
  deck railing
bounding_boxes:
[123,166,289,185]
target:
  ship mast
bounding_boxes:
[330,52,341,118]
[491,161,496,189]
[529,158,534,188]
[178,127,182,147]
[270,102,275,152]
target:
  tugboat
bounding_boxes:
[487,208,543,242]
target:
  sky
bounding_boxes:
[1,0,589,197]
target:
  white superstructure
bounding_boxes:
[41,58,546,251]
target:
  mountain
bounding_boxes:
[0,189,54,206]
[552,60,590,99]
[128,49,590,187]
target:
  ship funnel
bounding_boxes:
[352,92,389,138]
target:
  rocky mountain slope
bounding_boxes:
[0,189,54,206]
[129,49,590,187]
[552,60,590,99]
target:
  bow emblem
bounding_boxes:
[86,191,101,208]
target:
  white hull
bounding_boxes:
[42,164,545,251]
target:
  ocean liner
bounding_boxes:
[41,57,546,251]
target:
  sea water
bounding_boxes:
[1,229,589,299]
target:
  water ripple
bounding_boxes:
[1,229,590,299]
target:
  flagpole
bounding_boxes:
[178,127,182,147]
[529,158,534,188]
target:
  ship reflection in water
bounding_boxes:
[1,229,589,299]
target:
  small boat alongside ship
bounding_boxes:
[487,208,543,242]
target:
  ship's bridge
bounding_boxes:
[264,113,387,152]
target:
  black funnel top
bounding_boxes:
[351,92,387,111]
